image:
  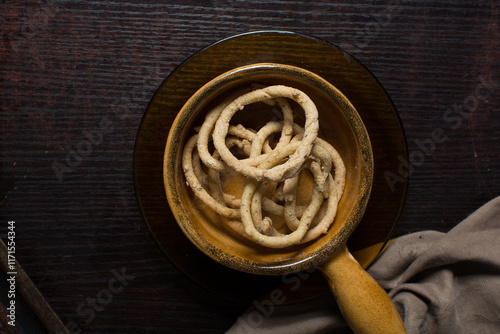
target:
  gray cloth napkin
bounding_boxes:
[227,196,500,334]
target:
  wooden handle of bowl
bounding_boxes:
[319,245,406,334]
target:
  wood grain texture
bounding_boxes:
[1,1,499,333]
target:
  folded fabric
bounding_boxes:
[227,196,500,334]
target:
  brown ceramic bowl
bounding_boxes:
[163,63,406,334]
[164,62,372,275]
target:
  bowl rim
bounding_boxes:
[163,62,374,275]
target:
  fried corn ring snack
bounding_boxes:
[239,140,340,248]
[181,84,345,248]
[182,134,240,219]
[197,92,292,173]
[212,85,319,182]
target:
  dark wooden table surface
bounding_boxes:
[1,1,499,333]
